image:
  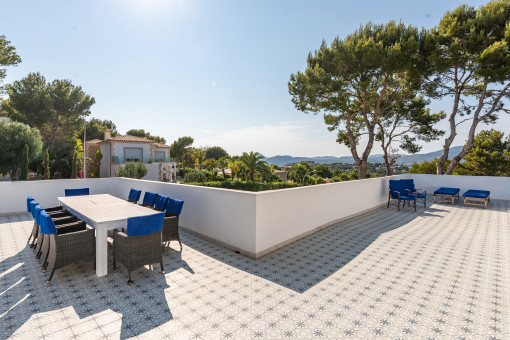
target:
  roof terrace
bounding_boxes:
[0,175,509,339]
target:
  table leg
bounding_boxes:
[95,228,108,276]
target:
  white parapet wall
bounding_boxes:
[0,178,120,215]
[2,174,509,258]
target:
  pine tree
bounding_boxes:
[19,144,29,180]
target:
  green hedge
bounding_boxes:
[185,180,299,192]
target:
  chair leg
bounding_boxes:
[128,271,133,285]
[47,269,55,284]
[414,200,416,212]
[178,240,182,249]
[397,199,400,211]
[160,256,165,274]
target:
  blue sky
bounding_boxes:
[2,0,504,157]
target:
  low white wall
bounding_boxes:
[0,178,120,215]
[400,174,510,200]
[255,176,392,255]
[115,178,257,255]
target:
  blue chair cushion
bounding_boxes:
[30,201,38,218]
[399,195,416,201]
[434,187,460,195]
[142,191,158,205]
[27,196,34,213]
[463,190,490,199]
[154,194,169,210]
[389,180,406,199]
[400,179,415,192]
[166,198,184,215]
[128,189,142,202]
[40,211,58,235]
[127,212,165,237]
[65,188,90,197]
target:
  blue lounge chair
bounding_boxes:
[154,194,169,212]
[127,188,142,204]
[434,187,460,204]
[388,180,416,211]
[401,179,427,208]
[463,190,490,208]
[65,188,90,197]
[140,191,158,208]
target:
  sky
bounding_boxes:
[1,0,506,158]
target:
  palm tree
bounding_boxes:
[240,151,270,181]
[191,147,206,169]
[217,157,229,179]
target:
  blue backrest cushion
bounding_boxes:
[401,179,415,193]
[142,191,158,205]
[389,180,406,198]
[154,194,169,210]
[128,188,142,202]
[34,204,43,226]
[27,196,34,212]
[40,211,58,235]
[127,212,165,237]
[30,201,38,218]
[166,198,184,215]
[65,188,90,197]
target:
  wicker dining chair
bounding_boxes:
[153,194,169,212]
[40,211,96,284]
[112,212,165,285]
[64,188,90,196]
[32,203,73,258]
[163,198,184,249]
[140,191,158,208]
[127,188,142,203]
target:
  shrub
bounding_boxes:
[117,161,148,179]
[185,180,299,192]
[183,169,208,183]
[19,144,29,180]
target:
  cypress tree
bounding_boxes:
[19,144,29,180]
[43,149,50,179]
[71,150,77,179]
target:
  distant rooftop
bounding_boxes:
[86,135,170,147]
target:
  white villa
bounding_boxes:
[85,129,177,181]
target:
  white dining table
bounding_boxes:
[58,194,158,277]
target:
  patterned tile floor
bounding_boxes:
[1,199,509,339]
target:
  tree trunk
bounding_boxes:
[383,149,391,176]
[358,159,368,179]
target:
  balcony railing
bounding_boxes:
[150,157,176,163]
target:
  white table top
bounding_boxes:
[58,194,157,224]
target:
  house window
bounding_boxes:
[124,148,143,162]
[154,151,165,162]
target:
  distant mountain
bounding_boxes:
[264,146,464,167]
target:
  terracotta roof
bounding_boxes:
[98,135,154,143]
[85,139,102,144]
[153,142,171,148]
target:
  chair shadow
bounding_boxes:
[0,244,173,339]
[182,202,451,294]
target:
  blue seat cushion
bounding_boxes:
[463,190,490,199]
[65,188,90,197]
[166,198,184,215]
[434,187,460,195]
[142,191,158,205]
[128,188,142,202]
[415,193,426,198]
[127,212,165,237]
[399,195,416,201]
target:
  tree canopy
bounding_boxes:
[170,136,194,172]
[126,129,166,144]
[205,146,229,160]
[0,121,42,180]
[0,35,21,90]
[456,129,510,176]
[81,118,118,141]
[240,151,270,182]
[289,21,426,179]
[423,0,510,174]
[3,73,95,145]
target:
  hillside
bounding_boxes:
[264,146,464,167]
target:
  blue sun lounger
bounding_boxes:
[462,190,490,208]
[433,187,460,204]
